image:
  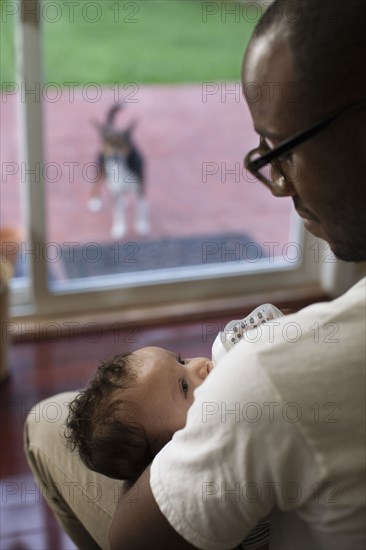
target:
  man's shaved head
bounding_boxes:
[242,0,366,261]
[252,0,366,111]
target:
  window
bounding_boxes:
[2,1,354,322]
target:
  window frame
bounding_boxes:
[10,1,359,321]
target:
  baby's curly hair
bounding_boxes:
[65,353,154,482]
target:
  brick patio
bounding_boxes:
[1,84,293,273]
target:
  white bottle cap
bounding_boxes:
[211,304,284,367]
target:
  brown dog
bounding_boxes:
[89,104,149,239]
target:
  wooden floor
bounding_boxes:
[0,298,318,549]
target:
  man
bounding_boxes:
[25,1,365,549]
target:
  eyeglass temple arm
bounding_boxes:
[247,100,366,171]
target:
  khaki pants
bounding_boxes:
[24,393,270,550]
[23,392,127,550]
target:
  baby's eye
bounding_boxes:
[177,354,186,365]
[181,378,189,397]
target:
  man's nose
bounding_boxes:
[271,175,296,197]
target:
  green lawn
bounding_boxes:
[0,0,260,86]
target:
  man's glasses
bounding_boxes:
[244,100,366,196]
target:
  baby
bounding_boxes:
[65,304,283,481]
[65,347,214,481]
[65,345,270,550]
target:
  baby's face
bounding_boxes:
[130,346,213,453]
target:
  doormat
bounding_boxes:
[60,233,264,279]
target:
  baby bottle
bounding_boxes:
[211,304,284,366]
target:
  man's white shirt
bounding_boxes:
[150,277,366,550]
